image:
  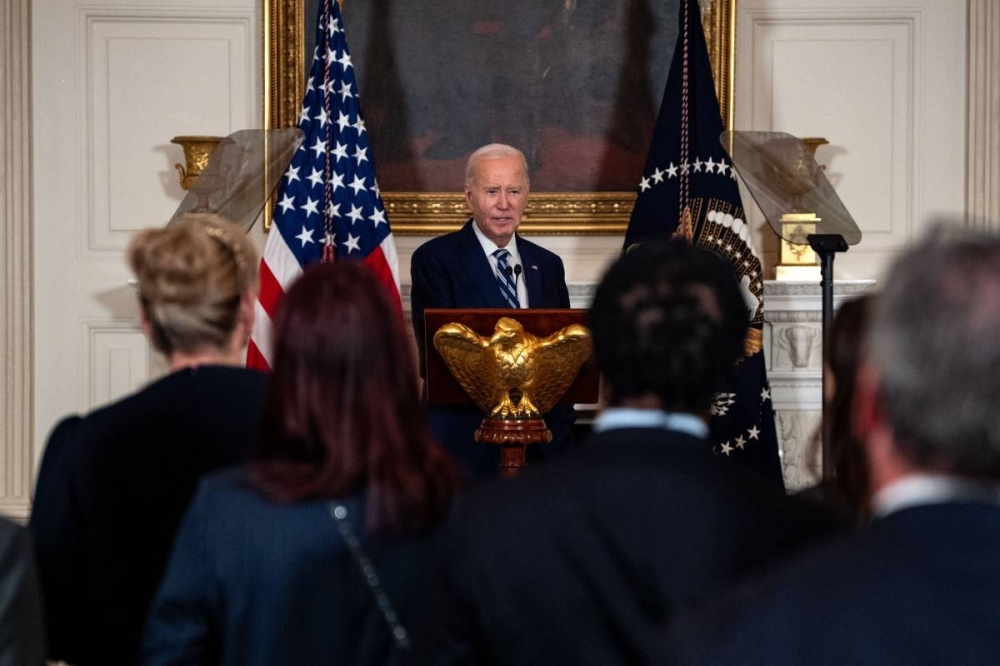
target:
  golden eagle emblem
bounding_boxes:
[433,317,592,420]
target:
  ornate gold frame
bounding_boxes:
[264,0,736,235]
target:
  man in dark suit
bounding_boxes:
[662,230,1000,665]
[410,143,574,478]
[412,241,840,665]
[0,518,45,666]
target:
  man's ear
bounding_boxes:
[138,307,153,340]
[239,290,256,333]
[464,185,473,210]
[597,378,612,411]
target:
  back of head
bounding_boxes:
[251,262,459,532]
[128,214,258,356]
[589,240,747,412]
[826,294,875,524]
[869,229,1000,478]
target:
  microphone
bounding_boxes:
[504,265,513,279]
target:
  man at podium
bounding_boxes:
[410,143,575,478]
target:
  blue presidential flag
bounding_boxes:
[624,0,784,489]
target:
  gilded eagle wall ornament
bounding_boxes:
[433,317,592,420]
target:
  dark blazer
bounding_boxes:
[30,365,267,666]
[412,427,842,665]
[143,468,437,666]
[662,501,1000,666]
[0,518,45,666]
[410,220,575,478]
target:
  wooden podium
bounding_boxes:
[424,309,599,476]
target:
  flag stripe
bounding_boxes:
[257,258,285,321]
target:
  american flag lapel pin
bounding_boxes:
[531,265,538,270]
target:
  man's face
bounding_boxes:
[465,155,529,247]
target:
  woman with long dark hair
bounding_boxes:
[798,294,874,527]
[823,294,874,526]
[143,262,461,665]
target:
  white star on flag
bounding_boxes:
[295,226,314,246]
[342,233,361,253]
[302,197,319,218]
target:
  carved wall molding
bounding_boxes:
[0,0,33,520]
[967,0,1000,230]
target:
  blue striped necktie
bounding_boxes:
[493,248,520,308]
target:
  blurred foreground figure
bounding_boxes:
[797,294,874,527]
[0,517,45,666]
[663,230,1000,665]
[143,263,461,666]
[31,215,265,665]
[413,241,840,665]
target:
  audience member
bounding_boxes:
[799,295,874,526]
[410,143,575,479]
[143,262,461,666]
[0,517,45,666]
[662,230,1000,665]
[31,215,266,665]
[412,240,841,665]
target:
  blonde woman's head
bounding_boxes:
[128,214,258,357]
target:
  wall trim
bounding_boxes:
[1,0,34,520]
[966,0,1000,229]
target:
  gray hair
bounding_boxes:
[464,144,530,186]
[869,227,1000,478]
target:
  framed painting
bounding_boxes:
[264,0,736,234]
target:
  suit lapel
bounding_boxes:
[516,236,544,308]
[458,220,509,309]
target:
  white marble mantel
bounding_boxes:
[400,279,875,490]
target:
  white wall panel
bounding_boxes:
[85,11,255,252]
[737,1,966,279]
[82,320,149,408]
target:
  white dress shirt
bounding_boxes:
[872,473,1000,518]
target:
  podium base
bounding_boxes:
[475,419,553,477]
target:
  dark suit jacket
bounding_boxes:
[662,501,1000,666]
[30,365,267,666]
[143,468,438,666]
[410,220,575,478]
[0,519,45,666]
[412,427,842,665]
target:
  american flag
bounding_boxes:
[623,0,785,490]
[248,0,401,369]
